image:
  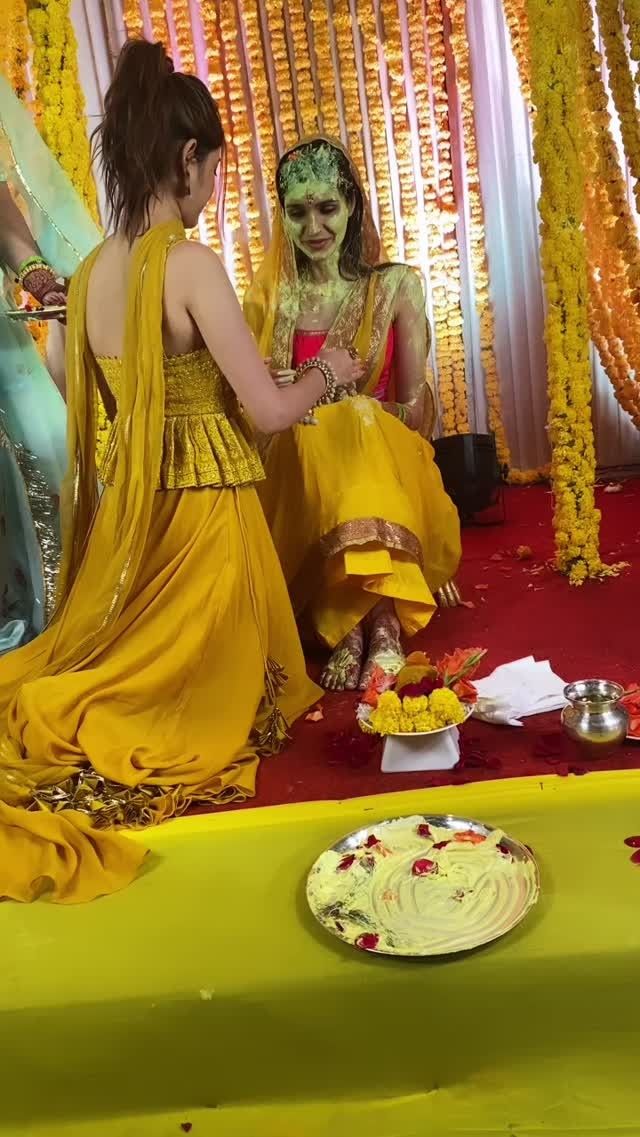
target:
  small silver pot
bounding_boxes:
[561,680,628,752]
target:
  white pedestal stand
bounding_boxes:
[381,726,461,774]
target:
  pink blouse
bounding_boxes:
[292,326,396,401]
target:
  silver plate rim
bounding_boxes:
[306,813,540,958]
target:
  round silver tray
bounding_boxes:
[306,813,539,957]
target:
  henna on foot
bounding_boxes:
[321,624,364,691]
[358,602,405,690]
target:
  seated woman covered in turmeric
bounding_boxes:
[244,136,461,691]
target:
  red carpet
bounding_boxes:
[228,479,640,811]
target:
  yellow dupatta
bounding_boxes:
[244,135,435,436]
[23,221,176,676]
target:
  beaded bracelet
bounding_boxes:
[294,356,337,407]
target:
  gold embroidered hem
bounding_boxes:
[1,431,61,622]
[319,517,423,566]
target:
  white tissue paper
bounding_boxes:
[382,727,461,773]
[472,656,567,727]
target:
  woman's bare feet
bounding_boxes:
[321,624,364,690]
[358,602,405,690]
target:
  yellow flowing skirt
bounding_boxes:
[0,484,320,903]
[259,397,461,647]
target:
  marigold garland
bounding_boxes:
[332,1,367,183]
[242,0,278,218]
[309,0,340,137]
[379,0,419,264]
[264,0,297,147]
[597,0,640,218]
[148,0,169,44]
[501,0,532,104]
[27,0,99,223]
[526,0,614,582]
[219,0,262,275]
[200,0,247,287]
[122,0,144,37]
[287,0,317,136]
[171,0,195,69]
[1,0,30,101]
[356,0,397,256]
[424,0,468,434]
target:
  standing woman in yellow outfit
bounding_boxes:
[245,137,461,692]
[0,43,360,904]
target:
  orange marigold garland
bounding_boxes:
[332,0,367,181]
[379,0,420,264]
[201,0,247,282]
[424,0,468,434]
[148,0,169,44]
[287,0,317,136]
[219,0,262,274]
[309,0,340,137]
[597,0,640,217]
[241,0,278,217]
[264,0,297,147]
[502,0,532,104]
[356,0,397,256]
[171,0,195,68]
[122,0,144,36]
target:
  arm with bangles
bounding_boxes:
[0,180,66,306]
[380,267,430,432]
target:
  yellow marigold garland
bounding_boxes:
[1,0,30,101]
[28,0,99,223]
[356,0,397,256]
[287,0,317,136]
[526,0,614,582]
[332,0,367,186]
[379,0,420,264]
[425,0,468,434]
[264,0,297,147]
[309,0,340,137]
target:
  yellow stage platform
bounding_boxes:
[1,770,639,1136]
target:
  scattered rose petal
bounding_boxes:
[365,834,380,848]
[497,842,511,856]
[417,823,432,838]
[604,482,623,493]
[455,830,486,844]
[338,854,356,871]
[474,583,489,591]
[356,933,380,951]
[490,552,504,562]
[460,600,476,609]
[624,836,640,848]
[181,1125,193,1133]
[432,840,450,850]
[631,850,640,866]
[412,857,437,876]
[515,545,533,560]
[305,705,324,722]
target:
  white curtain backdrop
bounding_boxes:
[73,0,640,471]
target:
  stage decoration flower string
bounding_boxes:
[332,0,367,185]
[242,0,278,217]
[597,0,640,217]
[380,0,420,264]
[264,0,297,147]
[122,0,144,36]
[501,0,532,104]
[356,0,397,256]
[219,0,262,273]
[309,0,340,138]
[525,0,620,583]
[148,0,169,43]
[27,0,99,222]
[170,0,194,69]
[424,0,469,434]
[286,0,318,136]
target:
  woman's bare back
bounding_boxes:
[85,233,205,360]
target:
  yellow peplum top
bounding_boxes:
[96,347,264,490]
